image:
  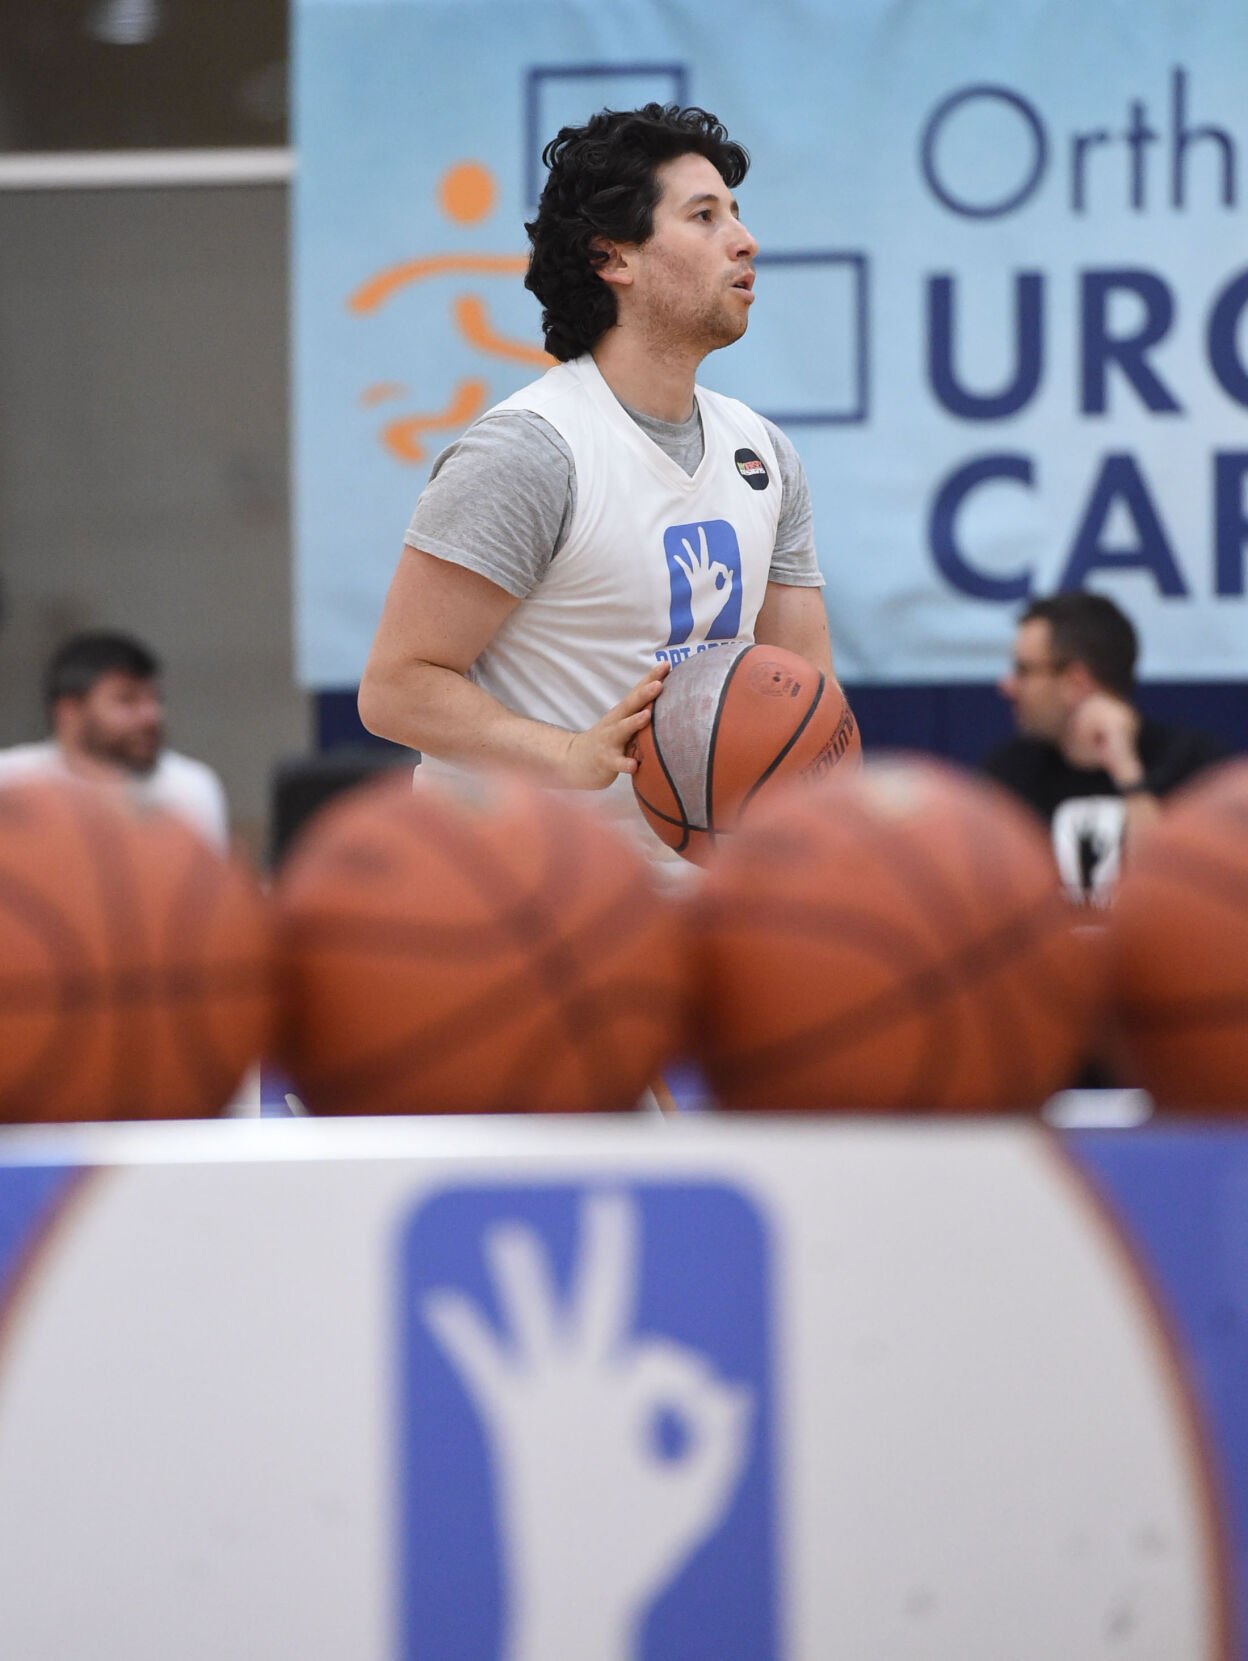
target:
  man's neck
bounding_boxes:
[54,744,130,785]
[591,330,701,423]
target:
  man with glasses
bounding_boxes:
[985,593,1225,905]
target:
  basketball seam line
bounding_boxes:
[0,808,120,1113]
[843,795,1037,1107]
[301,810,665,1108]
[649,684,691,854]
[69,787,153,1114]
[0,962,267,1008]
[628,791,708,835]
[418,805,611,1090]
[163,838,256,1110]
[307,974,674,1109]
[1118,992,1248,1029]
[713,891,1075,1089]
[949,790,1045,1107]
[704,645,749,837]
[741,669,826,810]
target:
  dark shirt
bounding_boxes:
[984,717,1227,829]
[986,716,1228,1088]
[986,715,1227,908]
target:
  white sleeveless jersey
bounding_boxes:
[420,354,784,860]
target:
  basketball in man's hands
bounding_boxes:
[628,643,860,864]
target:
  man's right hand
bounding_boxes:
[560,664,669,791]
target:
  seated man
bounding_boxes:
[985,593,1226,906]
[0,630,229,849]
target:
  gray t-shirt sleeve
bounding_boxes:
[761,416,824,588]
[404,404,823,596]
[404,410,575,599]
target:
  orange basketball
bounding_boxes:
[692,756,1104,1112]
[629,643,860,864]
[0,777,273,1121]
[1108,758,1248,1109]
[275,769,688,1114]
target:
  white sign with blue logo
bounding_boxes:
[0,1117,1239,1658]
[402,1183,772,1658]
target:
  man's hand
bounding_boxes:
[559,664,669,791]
[1062,693,1145,788]
[362,551,674,790]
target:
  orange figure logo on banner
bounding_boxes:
[349,161,554,464]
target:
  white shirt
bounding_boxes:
[419,355,784,860]
[0,742,229,851]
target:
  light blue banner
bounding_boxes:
[294,0,1248,687]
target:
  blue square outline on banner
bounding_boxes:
[752,250,871,426]
[396,1179,778,1660]
[524,64,691,206]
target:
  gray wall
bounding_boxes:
[0,180,307,860]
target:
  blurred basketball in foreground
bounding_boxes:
[1108,759,1248,1109]
[276,770,688,1113]
[629,643,860,864]
[0,777,273,1121]
[693,756,1104,1112]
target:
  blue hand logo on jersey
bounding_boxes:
[398,1181,777,1660]
[664,520,743,646]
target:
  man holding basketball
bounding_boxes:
[359,104,831,845]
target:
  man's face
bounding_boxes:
[999,618,1075,741]
[625,152,759,354]
[57,671,165,776]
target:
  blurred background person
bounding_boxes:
[985,593,1226,906]
[0,629,229,849]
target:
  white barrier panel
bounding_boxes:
[0,1116,1238,1659]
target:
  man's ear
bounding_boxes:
[591,237,634,289]
[1062,660,1099,701]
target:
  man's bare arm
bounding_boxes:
[357,548,665,790]
[753,581,834,675]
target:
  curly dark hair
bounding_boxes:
[524,104,750,362]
